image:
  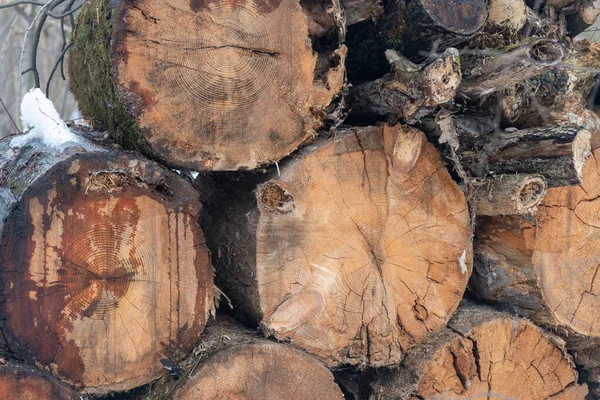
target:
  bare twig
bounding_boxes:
[0,94,21,133]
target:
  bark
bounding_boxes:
[565,0,600,37]
[436,113,592,187]
[471,142,600,349]
[572,346,600,399]
[69,0,346,171]
[365,304,587,399]
[473,174,547,216]
[342,0,383,26]
[350,48,461,123]
[459,39,565,98]
[200,124,472,368]
[171,318,344,400]
[0,129,214,393]
[0,363,78,399]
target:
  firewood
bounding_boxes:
[349,48,461,123]
[364,304,587,399]
[436,113,592,187]
[459,39,565,98]
[473,174,547,216]
[0,364,78,400]
[471,140,600,349]
[201,124,472,368]
[0,130,214,393]
[565,0,600,37]
[171,318,344,399]
[69,0,346,171]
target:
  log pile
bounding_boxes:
[0,0,599,398]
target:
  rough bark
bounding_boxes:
[69,0,346,171]
[471,140,600,349]
[201,124,472,368]
[0,130,214,393]
[436,113,592,187]
[473,174,547,216]
[0,363,78,400]
[171,318,344,400]
[365,304,587,399]
[572,346,600,399]
[350,47,461,123]
[342,0,383,26]
[459,39,565,98]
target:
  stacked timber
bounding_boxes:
[0,0,598,398]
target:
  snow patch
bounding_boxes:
[459,250,468,274]
[10,88,79,149]
[190,171,199,179]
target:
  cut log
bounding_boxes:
[565,0,600,37]
[473,174,547,216]
[0,364,78,400]
[171,318,344,399]
[69,0,346,171]
[471,141,600,349]
[349,48,461,123]
[0,131,214,393]
[488,0,528,31]
[436,113,592,187]
[342,0,383,26]
[365,304,587,400]
[459,39,565,98]
[383,0,488,39]
[201,124,472,367]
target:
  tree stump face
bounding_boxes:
[256,125,472,366]
[0,154,213,393]
[417,319,584,399]
[521,147,600,339]
[0,365,77,400]
[174,342,344,399]
[114,0,337,170]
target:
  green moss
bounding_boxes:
[69,0,145,151]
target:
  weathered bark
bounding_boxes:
[350,48,461,123]
[459,39,565,98]
[471,141,600,349]
[473,174,547,216]
[572,346,600,398]
[365,304,587,399]
[0,363,78,399]
[171,318,344,400]
[200,124,472,368]
[436,113,592,187]
[0,130,214,393]
[69,0,346,171]
[342,0,383,26]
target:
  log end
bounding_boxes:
[419,0,488,35]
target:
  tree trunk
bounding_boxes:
[171,318,344,400]
[69,0,346,171]
[471,140,600,349]
[436,113,592,187]
[365,303,587,399]
[349,47,461,123]
[0,130,214,393]
[200,124,472,368]
[0,363,78,399]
